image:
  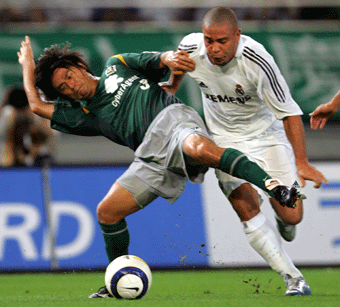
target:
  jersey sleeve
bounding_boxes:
[178,33,202,57]
[51,101,101,136]
[110,52,169,82]
[242,45,303,119]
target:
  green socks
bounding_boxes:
[99,219,130,263]
[218,148,271,192]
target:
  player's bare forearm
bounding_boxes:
[159,72,185,94]
[283,116,308,165]
[18,36,54,120]
[283,115,327,188]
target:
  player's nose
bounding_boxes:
[210,43,220,54]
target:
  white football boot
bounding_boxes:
[284,276,312,296]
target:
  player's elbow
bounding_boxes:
[29,102,41,115]
[29,101,49,118]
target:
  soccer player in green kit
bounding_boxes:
[18,36,303,298]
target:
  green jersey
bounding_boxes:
[51,52,182,150]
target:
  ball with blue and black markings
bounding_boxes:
[105,255,152,299]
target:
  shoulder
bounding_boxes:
[105,54,129,67]
[102,54,130,78]
[237,35,278,76]
[240,35,274,63]
[178,33,203,57]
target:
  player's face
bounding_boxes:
[52,66,97,100]
[203,23,241,66]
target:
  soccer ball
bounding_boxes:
[105,255,152,299]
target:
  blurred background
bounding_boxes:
[0,0,340,271]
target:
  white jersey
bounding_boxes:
[178,33,303,142]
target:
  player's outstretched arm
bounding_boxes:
[310,90,340,130]
[18,36,54,120]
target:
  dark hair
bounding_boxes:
[35,43,95,101]
[203,7,239,32]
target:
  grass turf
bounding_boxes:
[0,267,339,307]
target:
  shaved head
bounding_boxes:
[203,7,239,33]
[202,7,241,66]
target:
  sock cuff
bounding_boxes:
[99,219,127,235]
[242,212,266,234]
[218,148,246,175]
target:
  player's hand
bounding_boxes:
[161,50,195,75]
[309,102,338,130]
[296,162,328,188]
[17,36,35,68]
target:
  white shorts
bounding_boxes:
[214,124,298,198]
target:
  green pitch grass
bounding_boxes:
[0,267,339,307]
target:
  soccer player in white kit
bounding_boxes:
[163,7,327,296]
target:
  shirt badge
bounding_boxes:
[235,84,245,96]
[105,65,117,76]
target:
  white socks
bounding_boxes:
[242,212,301,279]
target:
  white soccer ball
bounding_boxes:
[105,255,152,300]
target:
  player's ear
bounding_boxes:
[235,28,241,41]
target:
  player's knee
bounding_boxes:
[183,134,221,166]
[278,204,303,225]
[280,213,302,225]
[183,134,201,157]
[272,198,303,225]
[96,201,121,224]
